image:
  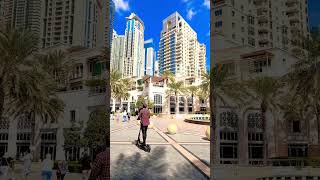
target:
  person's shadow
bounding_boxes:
[111,146,209,180]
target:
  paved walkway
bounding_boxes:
[110,116,210,180]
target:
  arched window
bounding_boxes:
[247,112,264,165]
[153,94,163,114]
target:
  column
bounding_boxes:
[184,96,188,114]
[55,126,65,160]
[7,118,18,158]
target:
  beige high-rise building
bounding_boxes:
[40,0,105,48]
[0,0,42,38]
[0,0,107,49]
[111,29,125,75]
[212,0,309,59]
[123,13,145,78]
[159,12,206,84]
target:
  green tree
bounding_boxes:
[0,26,38,120]
[245,76,284,163]
[166,79,185,114]
[82,108,108,157]
[210,64,248,165]
[0,26,65,161]
[136,96,154,110]
[186,85,198,113]
[286,31,320,145]
[110,70,132,110]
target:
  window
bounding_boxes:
[220,143,238,159]
[293,120,301,133]
[215,21,223,28]
[232,34,236,39]
[215,9,222,16]
[232,11,235,16]
[232,22,235,28]
[248,16,255,25]
[70,110,75,122]
[288,144,308,157]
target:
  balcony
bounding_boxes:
[213,0,225,6]
[286,0,299,7]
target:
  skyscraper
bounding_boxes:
[0,0,107,49]
[123,13,145,78]
[1,0,42,41]
[212,0,310,58]
[144,39,156,76]
[41,0,105,48]
[159,12,206,84]
[111,30,125,75]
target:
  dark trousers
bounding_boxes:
[140,123,148,145]
[57,174,65,180]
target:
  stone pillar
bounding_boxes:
[278,143,288,157]
[7,118,18,158]
[184,96,188,114]
[56,126,65,160]
[112,98,116,112]
[239,110,249,165]
[309,145,320,157]
[127,101,131,113]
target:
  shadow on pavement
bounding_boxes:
[111,146,209,180]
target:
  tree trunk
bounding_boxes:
[211,96,219,166]
[175,93,179,115]
[0,79,4,120]
[191,94,194,114]
[261,104,267,165]
[31,112,41,161]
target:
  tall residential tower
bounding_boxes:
[123,13,145,78]
[144,39,156,76]
[158,12,206,84]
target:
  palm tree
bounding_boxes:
[110,70,133,111]
[0,26,38,120]
[286,32,320,145]
[162,70,174,82]
[36,49,74,89]
[210,64,249,165]
[186,85,198,113]
[6,65,64,161]
[245,76,284,163]
[166,79,185,115]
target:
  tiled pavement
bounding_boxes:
[110,116,210,180]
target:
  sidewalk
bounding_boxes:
[110,116,210,180]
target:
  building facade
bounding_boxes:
[144,39,156,76]
[212,46,320,165]
[111,30,125,75]
[123,13,145,78]
[110,76,209,116]
[212,0,310,58]
[0,47,106,160]
[0,0,107,49]
[158,12,206,84]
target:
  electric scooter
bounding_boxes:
[134,125,151,152]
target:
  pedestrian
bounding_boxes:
[41,153,53,180]
[0,152,9,179]
[116,109,120,123]
[80,150,91,180]
[122,108,128,122]
[21,150,32,180]
[56,160,68,180]
[138,103,150,146]
[127,111,131,121]
[88,146,109,180]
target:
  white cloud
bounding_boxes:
[187,9,196,20]
[113,0,130,12]
[203,0,210,9]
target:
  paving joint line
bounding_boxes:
[153,126,210,178]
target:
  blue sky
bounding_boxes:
[113,0,210,70]
[309,0,320,28]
